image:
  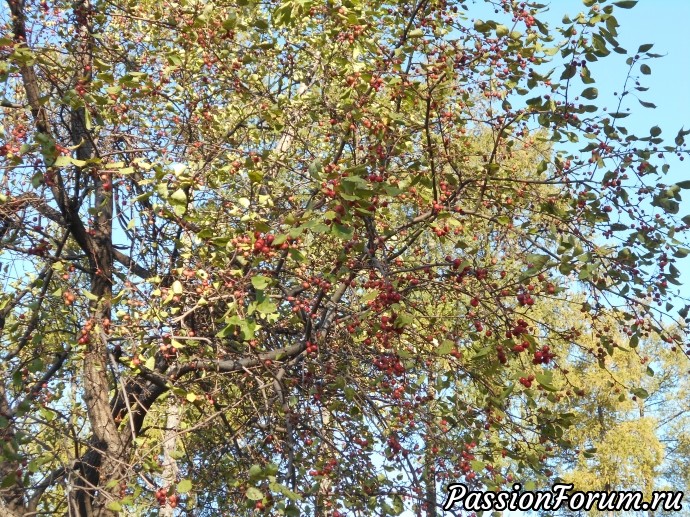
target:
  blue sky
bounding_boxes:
[499,0,690,153]
[583,0,690,151]
[549,0,690,311]
[576,0,690,188]
[518,0,690,184]
[521,0,690,312]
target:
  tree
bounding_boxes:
[541,311,690,515]
[0,0,688,515]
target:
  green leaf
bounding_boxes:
[106,502,123,511]
[525,253,549,269]
[560,63,577,80]
[172,280,183,294]
[613,0,637,8]
[331,223,353,240]
[1,473,17,488]
[360,290,379,303]
[27,358,43,373]
[535,373,558,392]
[638,99,656,108]
[640,63,651,75]
[435,340,454,356]
[581,87,598,99]
[53,155,73,167]
[674,246,690,258]
[638,43,653,52]
[249,464,262,478]
[495,24,509,37]
[470,460,485,472]
[252,19,268,30]
[177,479,193,493]
[472,347,492,360]
[83,290,100,301]
[245,486,263,500]
[631,387,649,399]
[256,299,277,315]
[251,275,271,290]
[171,162,187,176]
[169,188,188,215]
[31,172,44,188]
[394,312,414,328]
[473,19,490,33]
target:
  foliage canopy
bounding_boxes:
[0,0,688,515]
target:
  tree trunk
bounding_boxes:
[160,403,181,517]
[5,0,126,513]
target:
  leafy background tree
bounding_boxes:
[0,0,688,516]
